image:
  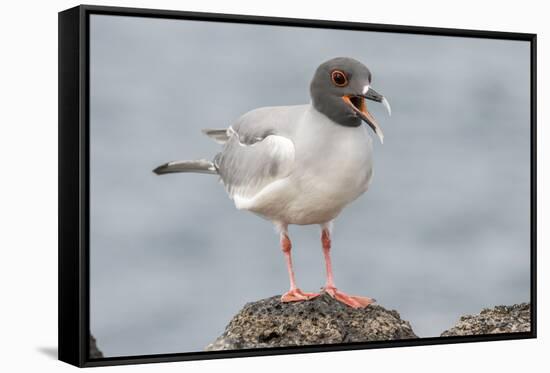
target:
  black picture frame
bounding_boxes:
[58,4,537,368]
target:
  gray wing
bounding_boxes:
[213,106,304,201]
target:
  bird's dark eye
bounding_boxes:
[331,70,348,87]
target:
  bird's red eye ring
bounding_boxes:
[331,70,348,87]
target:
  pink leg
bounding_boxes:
[280,230,319,303]
[321,227,375,308]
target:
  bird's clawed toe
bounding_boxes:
[281,288,320,303]
[323,286,375,308]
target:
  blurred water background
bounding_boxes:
[89,15,531,357]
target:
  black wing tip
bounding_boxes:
[153,164,168,175]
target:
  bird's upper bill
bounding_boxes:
[342,90,391,144]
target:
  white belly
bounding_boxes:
[241,107,374,225]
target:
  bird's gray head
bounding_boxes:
[310,57,391,143]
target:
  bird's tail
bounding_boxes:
[153,159,217,175]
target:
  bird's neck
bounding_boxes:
[310,96,362,128]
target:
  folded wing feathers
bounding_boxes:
[215,134,295,200]
[154,123,294,203]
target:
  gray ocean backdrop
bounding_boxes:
[89,15,531,357]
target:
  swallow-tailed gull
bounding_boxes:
[154,57,391,308]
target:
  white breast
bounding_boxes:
[242,105,374,225]
[289,107,373,223]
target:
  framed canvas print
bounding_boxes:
[58,4,537,367]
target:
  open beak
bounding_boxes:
[342,87,391,144]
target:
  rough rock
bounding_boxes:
[206,293,417,350]
[90,334,104,358]
[441,303,531,337]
